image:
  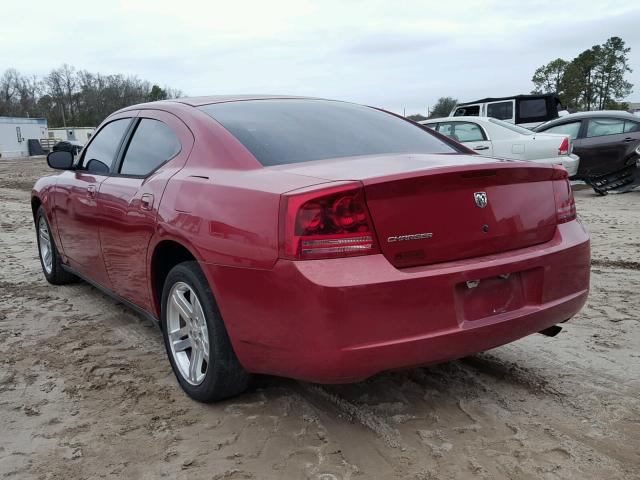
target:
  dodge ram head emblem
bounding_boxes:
[474,191,488,208]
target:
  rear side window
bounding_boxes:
[453,122,485,142]
[544,122,581,140]
[199,100,457,166]
[519,99,548,119]
[437,123,454,136]
[82,119,130,172]
[487,101,513,121]
[586,118,625,138]
[438,122,485,142]
[120,119,181,176]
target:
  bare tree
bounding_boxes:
[0,69,22,116]
[0,65,184,127]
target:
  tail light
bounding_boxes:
[558,137,570,155]
[279,182,379,260]
[552,165,576,223]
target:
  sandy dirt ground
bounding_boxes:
[0,157,638,480]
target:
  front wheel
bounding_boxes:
[161,261,250,402]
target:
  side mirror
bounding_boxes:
[47,150,74,170]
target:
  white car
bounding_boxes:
[420,116,579,177]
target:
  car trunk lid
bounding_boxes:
[272,154,558,268]
[364,164,557,267]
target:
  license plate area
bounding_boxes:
[454,269,539,322]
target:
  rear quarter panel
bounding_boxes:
[152,111,330,270]
[575,134,627,176]
[526,134,563,160]
[482,124,526,160]
[157,170,285,270]
[491,139,526,160]
[491,133,560,162]
[624,132,640,159]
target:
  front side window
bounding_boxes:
[624,120,639,133]
[119,119,181,176]
[82,118,131,173]
[199,100,457,166]
[586,118,625,138]
[544,122,581,140]
[487,101,514,121]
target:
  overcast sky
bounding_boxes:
[2,0,639,115]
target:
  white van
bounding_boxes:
[450,94,563,129]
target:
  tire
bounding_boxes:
[161,261,250,402]
[36,206,77,285]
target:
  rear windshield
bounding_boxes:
[198,99,457,166]
[488,118,533,135]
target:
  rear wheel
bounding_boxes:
[36,206,76,285]
[161,262,250,402]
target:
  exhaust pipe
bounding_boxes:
[539,325,562,337]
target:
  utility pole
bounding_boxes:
[60,102,66,128]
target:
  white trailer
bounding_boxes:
[0,117,48,158]
[48,126,96,143]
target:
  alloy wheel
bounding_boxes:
[38,218,53,275]
[166,282,210,385]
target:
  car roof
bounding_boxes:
[456,93,559,107]
[171,94,323,106]
[122,95,324,111]
[535,110,639,130]
[114,95,341,116]
[420,116,490,124]
[554,110,637,120]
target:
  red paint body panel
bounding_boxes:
[363,164,558,267]
[31,97,591,384]
[97,109,195,311]
[204,221,589,382]
[53,170,113,287]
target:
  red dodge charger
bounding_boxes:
[32,96,590,402]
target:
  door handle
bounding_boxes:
[87,185,97,198]
[140,193,154,211]
[474,145,489,151]
[623,137,635,142]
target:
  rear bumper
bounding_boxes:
[531,154,579,177]
[204,220,590,383]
